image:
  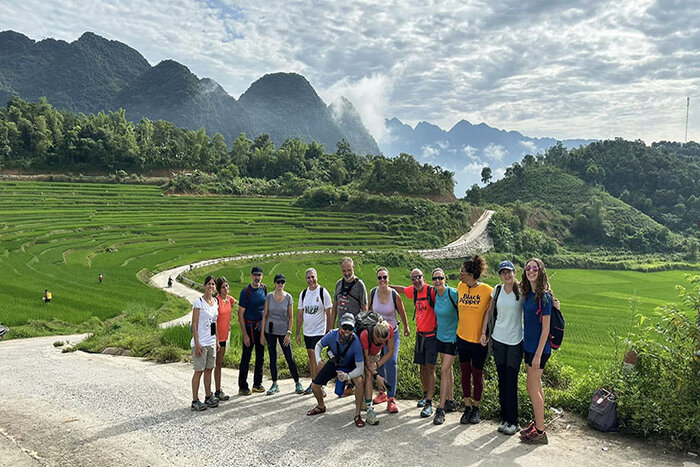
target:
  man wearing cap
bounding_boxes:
[306,313,366,427]
[237,266,268,395]
[390,268,438,418]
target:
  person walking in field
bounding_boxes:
[98,273,103,283]
[190,275,220,411]
[296,267,333,395]
[43,289,52,304]
[430,268,460,425]
[391,268,438,418]
[237,266,267,395]
[261,273,304,395]
[456,255,493,425]
[213,276,236,402]
[368,267,409,414]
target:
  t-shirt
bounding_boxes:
[265,292,293,336]
[523,291,552,354]
[334,278,368,323]
[320,329,363,369]
[190,296,218,348]
[434,286,459,343]
[402,285,436,334]
[239,284,267,321]
[370,287,399,328]
[298,286,333,337]
[360,326,395,356]
[216,295,235,341]
[456,282,493,343]
[491,285,524,346]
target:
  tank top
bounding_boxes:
[371,288,398,328]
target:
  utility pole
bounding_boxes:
[686,97,690,143]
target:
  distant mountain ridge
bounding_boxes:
[0,30,379,154]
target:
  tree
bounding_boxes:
[465,184,482,204]
[481,166,492,185]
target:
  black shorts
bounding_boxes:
[436,339,457,356]
[313,361,356,386]
[524,351,550,369]
[457,337,488,370]
[414,333,438,365]
[304,335,323,350]
[219,341,227,348]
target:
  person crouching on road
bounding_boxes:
[261,273,303,395]
[213,276,236,402]
[360,319,394,425]
[306,313,366,427]
[190,275,220,411]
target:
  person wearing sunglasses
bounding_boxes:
[237,266,268,395]
[430,268,460,425]
[456,255,493,425]
[368,267,409,414]
[213,276,236,402]
[190,275,220,411]
[261,273,303,395]
[391,268,438,418]
[307,313,366,427]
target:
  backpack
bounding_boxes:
[369,287,398,311]
[485,284,503,338]
[412,285,437,320]
[354,310,381,342]
[301,286,326,308]
[338,278,361,304]
[588,388,618,432]
[537,295,565,349]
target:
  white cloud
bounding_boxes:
[519,140,537,154]
[421,145,440,159]
[484,144,507,162]
[463,145,479,160]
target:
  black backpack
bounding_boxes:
[354,310,381,342]
[301,286,326,307]
[537,295,565,349]
[486,284,503,337]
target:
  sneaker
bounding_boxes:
[304,384,313,395]
[503,423,519,435]
[521,429,548,444]
[204,394,219,408]
[373,391,387,405]
[252,384,266,393]
[238,388,252,396]
[190,400,207,411]
[295,381,304,394]
[433,407,446,425]
[387,397,399,414]
[420,401,433,418]
[460,406,472,424]
[417,392,428,407]
[520,421,536,435]
[497,421,507,433]
[366,407,379,425]
[469,406,481,424]
[214,389,230,401]
[444,399,457,413]
[266,383,279,395]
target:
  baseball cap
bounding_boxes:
[274,273,286,282]
[497,260,515,273]
[339,313,355,328]
[251,266,263,275]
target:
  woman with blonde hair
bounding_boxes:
[360,318,395,425]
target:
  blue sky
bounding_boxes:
[2,0,699,144]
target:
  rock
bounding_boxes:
[602,447,608,452]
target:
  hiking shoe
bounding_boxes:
[204,394,219,408]
[214,389,230,401]
[417,392,428,407]
[520,421,536,435]
[266,383,279,395]
[252,384,266,393]
[497,421,507,433]
[304,384,313,395]
[420,401,433,418]
[387,397,399,414]
[444,399,457,413]
[366,407,379,425]
[190,400,207,411]
[373,391,388,405]
[238,388,252,396]
[521,429,548,444]
[460,406,472,424]
[433,407,446,425]
[295,381,304,394]
[469,406,481,424]
[503,423,519,435]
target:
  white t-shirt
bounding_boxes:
[190,296,219,348]
[298,286,332,337]
[491,285,524,346]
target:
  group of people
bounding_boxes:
[189,255,558,444]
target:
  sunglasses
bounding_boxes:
[340,324,354,331]
[525,265,539,272]
[432,276,445,281]
[411,275,423,280]
[377,275,388,280]
[275,280,286,284]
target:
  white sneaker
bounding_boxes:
[366,407,379,425]
[503,423,518,435]
[497,421,507,432]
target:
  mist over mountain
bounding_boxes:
[0,30,378,155]
[381,117,595,195]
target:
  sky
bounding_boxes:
[2,0,699,145]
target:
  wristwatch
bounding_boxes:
[286,330,292,334]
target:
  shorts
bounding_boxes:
[457,337,488,370]
[192,344,216,371]
[312,361,356,386]
[219,341,227,348]
[524,351,550,369]
[304,335,323,350]
[414,333,438,365]
[436,339,457,356]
